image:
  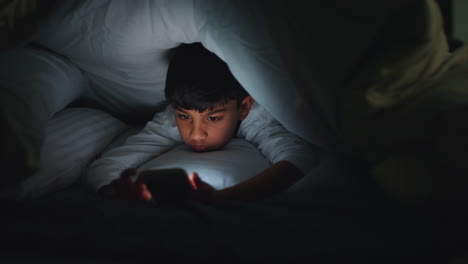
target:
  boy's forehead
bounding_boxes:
[175,99,238,113]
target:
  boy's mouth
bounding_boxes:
[191,145,209,152]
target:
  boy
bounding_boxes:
[86,43,318,201]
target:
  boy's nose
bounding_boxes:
[190,122,207,141]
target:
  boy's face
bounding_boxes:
[175,96,253,152]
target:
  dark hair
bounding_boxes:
[164,43,249,112]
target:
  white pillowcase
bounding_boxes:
[138,138,271,190]
[0,107,128,200]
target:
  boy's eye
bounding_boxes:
[207,116,221,122]
[178,114,191,120]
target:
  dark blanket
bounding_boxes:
[1,154,466,263]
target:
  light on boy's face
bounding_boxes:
[174,100,243,152]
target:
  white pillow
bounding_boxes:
[0,47,88,189]
[138,138,271,190]
[0,107,128,200]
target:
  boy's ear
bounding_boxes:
[239,96,254,121]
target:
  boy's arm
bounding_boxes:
[190,114,318,201]
[86,105,183,193]
[211,103,319,200]
[239,103,320,177]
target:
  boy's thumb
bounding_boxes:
[188,172,200,190]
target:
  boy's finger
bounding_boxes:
[136,182,152,201]
[141,188,152,201]
[188,172,199,190]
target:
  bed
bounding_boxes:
[1,0,467,262]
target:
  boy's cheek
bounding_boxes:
[176,125,190,141]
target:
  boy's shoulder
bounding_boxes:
[242,102,276,125]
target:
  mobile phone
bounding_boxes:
[137,168,193,203]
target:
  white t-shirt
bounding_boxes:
[86,102,318,191]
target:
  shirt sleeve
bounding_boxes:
[237,102,319,174]
[85,105,183,192]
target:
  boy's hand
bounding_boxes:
[99,168,152,201]
[188,172,216,201]
[99,170,217,202]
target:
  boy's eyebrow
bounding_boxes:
[174,107,188,113]
[175,106,227,115]
[206,108,227,115]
